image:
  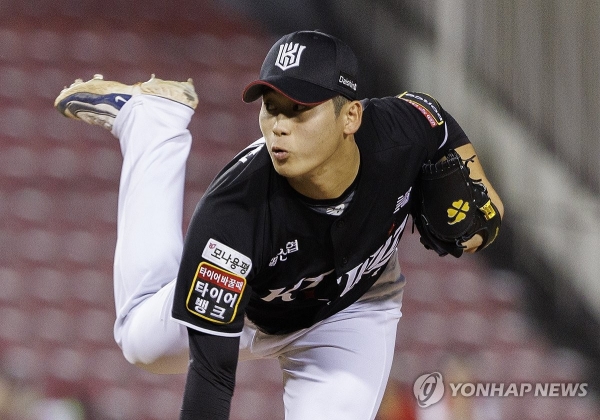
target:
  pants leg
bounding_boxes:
[278,293,403,420]
[111,95,192,365]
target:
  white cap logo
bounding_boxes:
[413,372,445,408]
[275,42,306,71]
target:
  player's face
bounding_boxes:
[259,91,357,198]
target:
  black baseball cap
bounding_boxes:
[242,30,359,105]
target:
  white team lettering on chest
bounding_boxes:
[262,269,335,302]
[394,187,412,214]
[269,239,300,267]
[337,216,407,297]
[261,215,408,303]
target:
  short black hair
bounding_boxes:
[332,95,350,117]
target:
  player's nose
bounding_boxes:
[272,114,291,136]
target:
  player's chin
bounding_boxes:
[270,158,296,177]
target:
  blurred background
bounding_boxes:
[0,0,599,418]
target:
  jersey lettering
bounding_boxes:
[268,239,300,267]
[260,216,407,303]
[337,216,407,296]
[262,269,334,302]
[394,187,412,214]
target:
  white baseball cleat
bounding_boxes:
[54,74,198,130]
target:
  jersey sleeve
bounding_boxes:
[180,331,239,419]
[395,91,470,161]
[171,142,267,337]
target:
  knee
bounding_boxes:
[119,335,189,374]
[133,352,189,374]
[114,314,190,374]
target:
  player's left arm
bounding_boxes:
[180,330,239,419]
[453,142,504,253]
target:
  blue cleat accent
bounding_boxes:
[54,74,138,130]
[55,74,198,130]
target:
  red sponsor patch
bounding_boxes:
[186,262,246,324]
[397,92,444,128]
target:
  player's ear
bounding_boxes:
[343,100,362,135]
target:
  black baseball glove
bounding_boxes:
[411,149,501,257]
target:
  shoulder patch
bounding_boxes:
[397,91,444,128]
[186,262,246,324]
[202,238,252,277]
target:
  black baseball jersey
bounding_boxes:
[172,92,469,336]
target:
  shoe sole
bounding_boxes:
[140,76,199,110]
[55,75,198,119]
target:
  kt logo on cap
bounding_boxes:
[275,42,306,71]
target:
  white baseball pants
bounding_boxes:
[111,95,404,420]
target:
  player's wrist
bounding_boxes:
[462,234,483,253]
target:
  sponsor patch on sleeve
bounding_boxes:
[186,262,246,324]
[202,238,252,277]
[397,91,444,128]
